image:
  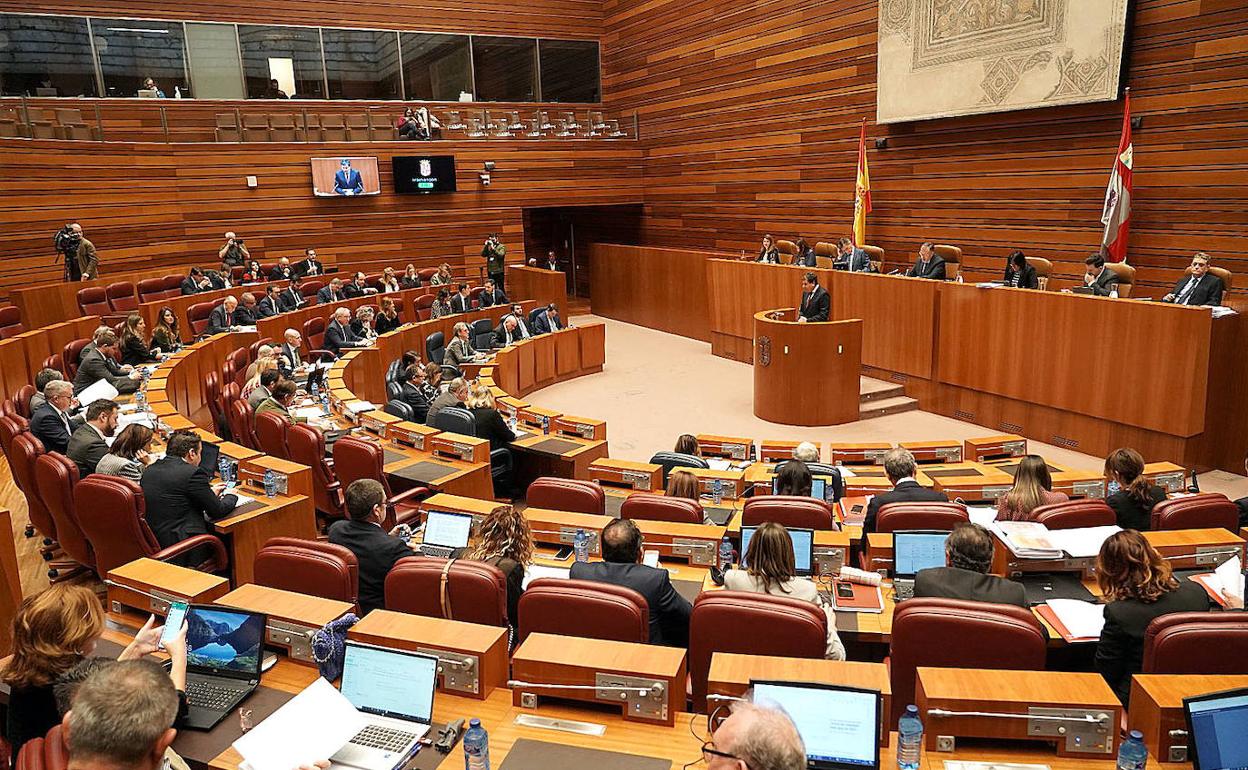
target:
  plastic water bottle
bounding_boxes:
[712,479,723,505]
[135,389,146,411]
[309,377,320,400]
[541,415,551,435]
[1116,730,1147,770]
[1110,287,1119,299]
[574,529,590,563]
[508,414,518,432]
[897,704,923,770]
[218,456,231,484]
[319,390,331,416]
[718,537,733,570]
[463,718,489,770]
[262,469,277,497]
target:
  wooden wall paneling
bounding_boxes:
[829,270,935,379]
[505,265,569,321]
[588,243,713,341]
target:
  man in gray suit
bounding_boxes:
[1076,253,1121,297]
[67,399,119,477]
[913,522,1027,607]
[247,369,280,411]
[73,330,141,395]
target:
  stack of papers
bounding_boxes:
[344,400,376,414]
[293,406,326,420]
[1046,525,1121,559]
[966,505,998,527]
[1043,599,1105,640]
[77,379,119,408]
[992,521,1063,559]
[1192,556,1245,608]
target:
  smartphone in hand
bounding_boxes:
[159,601,189,650]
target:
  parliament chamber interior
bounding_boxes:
[2,1,1248,770]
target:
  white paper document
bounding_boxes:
[76,379,119,408]
[293,406,325,420]
[523,564,571,590]
[1046,525,1122,559]
[1215,556,1244,600]
[1045,599,1105,639]
[966,506,998,527]
[344,400,376,414]
[230,493,258,507]
[232,678,364,770]
[705,458,732,471]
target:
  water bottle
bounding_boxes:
[712,479,723,505]
[1110,287,1119,299]
[541,415,551,435]
[508,414,518,432]
[718,537,733,570]
[309,377,320,400]
[897,704,923,770]
[217,456,231,484]
[463,718,489,770]
[1116,730,1147,770]
[135,389,146,412]
[262,469,277,497]
[574,529,590,563]
[319,390,331,416]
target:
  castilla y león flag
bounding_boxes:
[1100,90,1133,263]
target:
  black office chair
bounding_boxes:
[425,330,460,379]
[385,400,414,421]
[471,318,496,350]
[772,461,844,501]
[386,381,403,401]
[649,451,710,483]
[528,307,546,335]
[385,359,402,383]
[435,407,514,498]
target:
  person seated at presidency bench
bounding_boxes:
[465,504,533,632]
[1067,253,1121,296]
[1095,529,1212,705]
[96,423,156,482]
[793,238,817,267]
[446,321,487,368]
[863,448,949,534]
[570,518,693,647]
[317,278,347,305]
[1104,447,1166,531]
[328,479,416,616]
[834,237,874,272]
[324,307,366,357]
[205,296,240,335]
[1162,252,1224,306]
[179,267,211,295]
[141,430,238,567]
[797,272,829,323]
[724,521,846,659]
[913,521,1026,607]
[333,158,365,196]
[74,330,141,396]
[1003,250,1039,289]
[31,380,83,455]
[756,234,780,264]
[996,454,1067,521]
[67,399,119,478]
[907,241,947,280]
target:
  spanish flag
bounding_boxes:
[854,120,872,247]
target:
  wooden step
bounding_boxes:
[859,377,905,404]
[859,395,919,420]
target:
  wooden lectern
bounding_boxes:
[753,308,861,425]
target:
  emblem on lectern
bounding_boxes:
[758,336,771,366]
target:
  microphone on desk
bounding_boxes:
[888,269,902,275]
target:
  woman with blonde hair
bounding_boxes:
[400,264,421,290]
[241,354,278,403]
[665,469,699,501]
[1094,530,1211,703]
[375,297,402,335]
[723,522,845,660]
[244,344,276,382]
[466,504,534,630]
[379,267,401,293]
[465,381,516,451]
[996,454,1068,521]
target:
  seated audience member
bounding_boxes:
[1003,250,1039,289]
[142,430,238,566]
[479,278,508,307]
[255,380,306,425]
[74,330,141,395]
[399,264,421,290]
[294,248,324,278]
[571,519,692,646]
[450,283,473,314]
[179,267,209,295]
[328,479,416,615]
[1071,253,1120,296]
[31,380,81,454]
[996,454,1068,521]
[674,433,700,455]
[774,460,813,497]
[422,362,444,398]
[466,382,515,451]
[493,315,521,347]
[430,288,453,319]
[794,238,817,267]
[430,263,453,286]
[1162,252,1224,306]
[269,257,294,282]
[279,329,304,374]
[378,267,401,293]
[793,441,819,463]
[863,448,949,533]
[205,296,239,335]
[375,298,402,335]
[243,345,276,382]
[666,469,700,501]
[236,292,259,324]
[708,701,806,770]
[344,271,376,298]
[96,423,156,482]
[325,307,364,357]
[724,521,846,659]
[120,314,158,366]
[446,322,485,367]
[62,659,188,770]
[914,521,1026,606]
[757,234,780,264]
[398,365,432,422]
[246,368,281,412]
[68,399,119,477]
[507,304,533,339]
[207,264,232,290]
[1095,530,1212,704]
[396,107,420,139]
[256,285,283,318]
[426,377,469,426]
[835,236,874,272]
[350,306,377,340]
[1104,447,1165,530]
[317,278,346,305]
[151,308,182,354]
[797,272,829,322]
[907,241,947,280]
[29,367,63,413]
[280,277,305,311]
[241,259,265,284]
[465,504,532,629]
[416,107,440,139]
[534,304,563,334]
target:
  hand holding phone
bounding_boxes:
[159,601,189,650]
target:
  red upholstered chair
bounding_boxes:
[227,399,259,450]
[1143,612,1248,674]
[468,286,485,308]
[254,537,359,612]
[876,501,969,533]
[303,316,327,350]
[1151,493,1240,533]
[0,399,14,419]
[414,294,434,321]
[76,286,110,316]
[137,277,166,303]
[689,591,827,712]
[204,370,226,437]
[11,433,61,558]
[159,274,183,300]
[384,556,508,627]
[228,348,250,388]
[221,358,237,393]
[1032,499,1116,530]
[620,493,703,525]
[286,424,345,520]
[741,495,837,530]
[254,411,290,457]
[517,578,649,646]
[74,475,227,576]
[16,723,69,770]
[0,305,24,339]
[417,269,438,283]
[526,477,606,515]
[61,338,90,379]
[331,436,427,529]
[34,452,94,576]
[889,598,1048,723]
[301,280,324,301]
[13,385,35,419]
[105,281,138,312]
[187,301,216,337]
[0,413,28,462]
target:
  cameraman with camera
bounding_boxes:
[482,233,506,291]
[218,232,250,267]
[55,222,98,282]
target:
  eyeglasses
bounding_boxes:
[701,741,738,763]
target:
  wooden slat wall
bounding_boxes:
[601,0,1248,297]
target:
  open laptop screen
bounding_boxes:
[752,681,881,770]
[423,510,474,548]
[892,531,950,578]
[185,606,265,678]
[1186,687,1248,770]
[341,642,438,723]
[741,526,815,576]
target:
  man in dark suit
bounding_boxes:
[73,330,141,395]
[279,329,304,375]
[343,271,376,299]
[207,263,233,290]
[256,285,283,319]
[333,158,364,196]
[570,519,692,646]
[293,248,324,278]
[141,431,238,567]
[834,237,874,272]
[398,365,432,427]
[863,448,949,534]
[235,293,259,325]
[279,277,305,312]
[797,272,829,323]
[533,304,562,335]
[426,378,469,427]
[479,278,508,307]
[328,479,415,615]
[1163,252,1224,306]
[1074,254,1121,296]
[450,284,473,314]
[30,380,82,455]
[180,267,210,295]
[906,242,947,280]
[67,399,118,477]
[508,305,533,339]
[493,316,520,347]
[913,522,1026,607]
[269,257,294,282]
[324,307,363,358]
[317,278,346,305]
[205,296,238,335]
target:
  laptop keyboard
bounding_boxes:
[349,724,419,752]
[186,680,241,710]
[420,544,456,559]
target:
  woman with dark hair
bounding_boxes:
[774,459,812,497]
[422,361,443,398]
[96,423,156,481]
[241,260,265,283]
[397,107,420,139]
[757,234,779,264]
[375,298,401,335]
[120,314,158,366]
[673,434,699,456]
[1104,448,1166,530]
[1095,530,1211,703]
[465,504,534,631]
[665,469,699,501]
[430,288,452,319]
[795,238,817,267]
[1003,250,1038,289]
[723,522,845,659]
[996,454,1068,521]
[151,307,182,354]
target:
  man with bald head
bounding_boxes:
[324,306,364,357]
[704,701,806,770]
[206,296,239,335]
[279,328,303,375]
[218,231,249,266]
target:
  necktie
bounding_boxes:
[1177,277,1198,304]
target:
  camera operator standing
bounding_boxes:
[218,231,250,267]
[482,233,506,291]
[55,222,97,282]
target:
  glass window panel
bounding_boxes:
[322,28,400,100]
[90,17,187,98]
[238,24,324,99]
[539,39,599,103]
[0,14,97,97]
[471,36,536,102]
[185,22,243,99]
[399,32,471,102]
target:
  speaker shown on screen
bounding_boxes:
[393,156,457,194]
[310,157,381,198]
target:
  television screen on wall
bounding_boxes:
[392,155,457,194]
[310,156,381,197]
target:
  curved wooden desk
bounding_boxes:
[753,308,861,426]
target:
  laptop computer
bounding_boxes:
[741,525,815,576]
[181,605,266,730]
[751,680,881,770]
[1185,686,1248,770]
[198,440,222,477]
[891,530,950,602]
[417,510,474,559]
[331,642,439,770]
